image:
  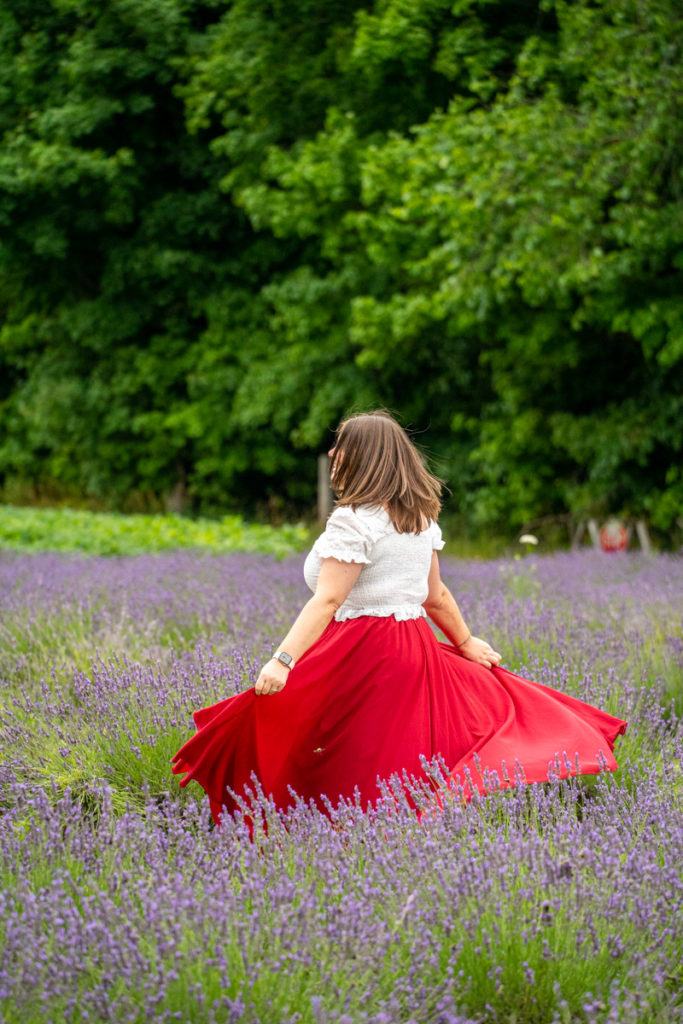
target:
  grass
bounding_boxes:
[0,501,619,561]
[0,503,310,557]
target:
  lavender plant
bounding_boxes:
[0,548,681,1023]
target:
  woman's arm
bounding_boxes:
[254,558,365,695]
[423,553,502,669]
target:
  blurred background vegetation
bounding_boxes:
[0,0,680,548]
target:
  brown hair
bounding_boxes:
[329,409,448,534]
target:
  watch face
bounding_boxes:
[279,653,292,666]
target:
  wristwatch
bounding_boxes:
[272,650,296,670]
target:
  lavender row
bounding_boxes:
[0,548,681,1022]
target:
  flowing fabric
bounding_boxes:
[170,615,628,829]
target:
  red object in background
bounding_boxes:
[171,614,628,838]
[599,518,629,552]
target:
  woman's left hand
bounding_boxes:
[458,635,502,668]
[254,658,290,695]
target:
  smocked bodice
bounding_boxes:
[303,503,445,622]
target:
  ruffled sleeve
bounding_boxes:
[430,520,445,550]
[313,506,375,565]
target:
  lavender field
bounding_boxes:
[0,548,681,1024]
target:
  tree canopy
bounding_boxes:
[0,0,680,538]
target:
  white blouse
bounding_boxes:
[303,503,445,622]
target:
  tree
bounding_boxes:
[0,0,680,536]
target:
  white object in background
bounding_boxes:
[635,519,652,553]
[587,518,601,548]
[317,453,333,526]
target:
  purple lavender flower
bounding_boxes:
[0,547,679,1022]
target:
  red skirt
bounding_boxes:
[170,615,628,828]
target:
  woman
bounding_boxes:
[170,410,628,831]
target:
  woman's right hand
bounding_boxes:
[458,635,502,669]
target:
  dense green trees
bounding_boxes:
[0,0,680,538]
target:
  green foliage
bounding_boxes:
[0,504,309,556]
[0,0,680,539]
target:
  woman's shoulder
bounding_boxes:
[310,503,383,565]
[332,503,438,539]
[328,503,390,542]
[331,503,389,528]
